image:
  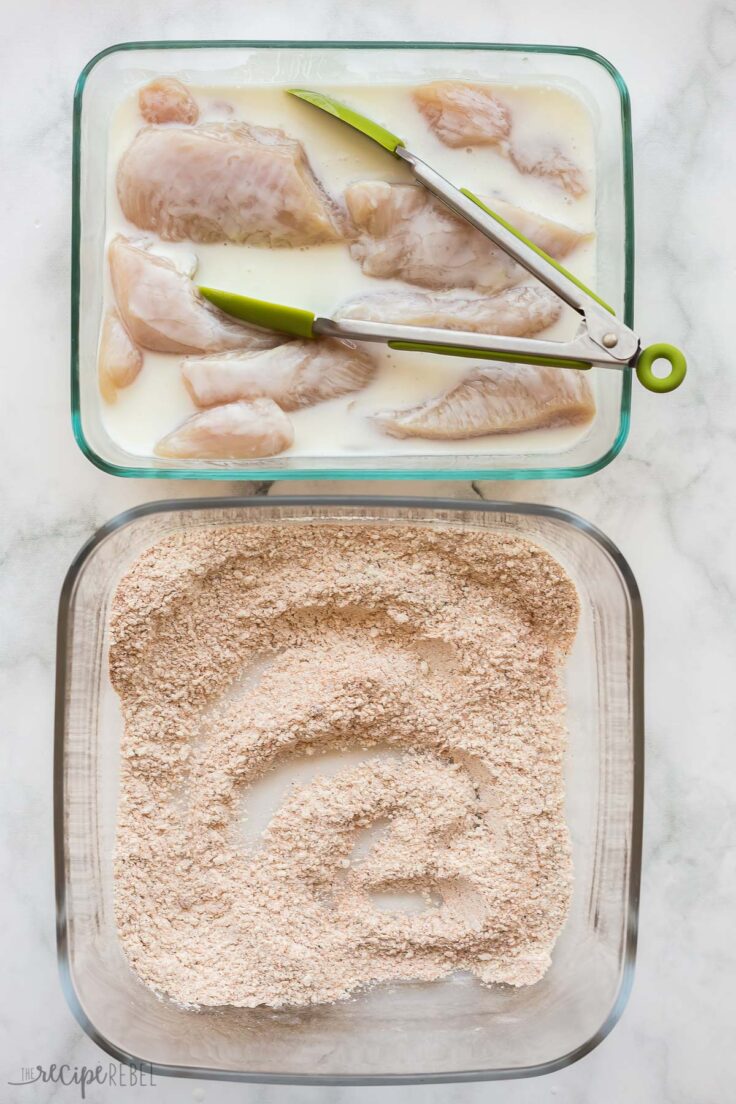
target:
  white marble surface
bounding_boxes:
[1,1,734,1101]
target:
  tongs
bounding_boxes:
[200,89,686,394]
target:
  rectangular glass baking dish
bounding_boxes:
[55,497,643,1083]
[72,42,633,481]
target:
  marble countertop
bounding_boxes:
[2,1,733,1101]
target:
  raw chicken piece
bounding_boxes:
[138,77,199,125]
[182,339,375,411]
[117,122,344,246]
[335,285,561,337]
[510,144,587,199]
[98,309,143,403]
[413,82,511,147]
[154,399,293,459]
[108,236,279,355]
[491,199,589,259]
[345,183,588,292]
[373,364,594,439]
[412,81,587,198]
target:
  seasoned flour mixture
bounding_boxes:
[110,523,579,1008]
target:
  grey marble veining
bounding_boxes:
[1,1,734,1101]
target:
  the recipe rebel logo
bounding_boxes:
[8,1062,156,1098]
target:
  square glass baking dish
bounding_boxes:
[72,42,634,481]
[55,497,643,1084]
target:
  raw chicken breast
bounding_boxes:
[492,199,589,259]
[345,183,588,292]
[108,236,279,355]
[138,77,199,125]
[335,285,561,336]
[98,309,143,403]
[413,81,587,197]
[510,144,587,199]
[154,399,293,459]
[373,364,595,439]
[413,82,511,147]
[117,122,344,246]
[182,339,375,410]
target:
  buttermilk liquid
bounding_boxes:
[101,82,597,459]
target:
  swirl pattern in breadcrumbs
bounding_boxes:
[110,522,578,1008]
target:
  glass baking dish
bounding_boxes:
[72,42,633,481]
[55,497,643,1084]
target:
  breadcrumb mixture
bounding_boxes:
[110,522,579,1008]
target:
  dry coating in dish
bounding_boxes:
[111,523,578,1007]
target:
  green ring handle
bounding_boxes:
[635,344,687,393]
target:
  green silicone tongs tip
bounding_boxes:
[199,286,316,339]
[287,88,404,155]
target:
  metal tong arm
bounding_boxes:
[314,316,613,371]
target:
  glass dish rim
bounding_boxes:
[54,494,644,1085]
[70,40,634,481]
